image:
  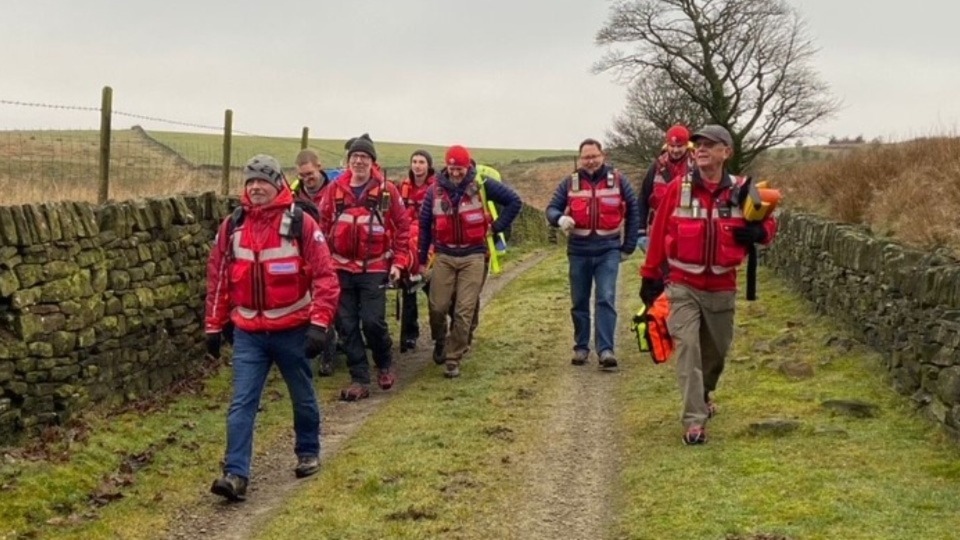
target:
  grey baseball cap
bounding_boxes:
[691,125,734,147]
[243,154,284,188]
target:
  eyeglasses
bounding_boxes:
[580,154,603,161]
[349,154,372,163]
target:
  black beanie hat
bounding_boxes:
[410,149,433,169]
[346,133,376,161]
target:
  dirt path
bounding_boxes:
[163,249,551,540]
[509,271,627,540]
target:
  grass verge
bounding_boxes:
[613,267,960,540]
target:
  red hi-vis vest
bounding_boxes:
[649,154,695,227]
[567,170,625,237]
[431,182,490,248]
[666,174,749,275]
[228,222,311,327]
[329,181,392,271]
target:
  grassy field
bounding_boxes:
[0,129,574,205]
[145,130,575,172]
[757,136,960,255]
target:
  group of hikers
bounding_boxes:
[203,125,777,501]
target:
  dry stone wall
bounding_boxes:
[764,211,960,437]
[0,193,234,442]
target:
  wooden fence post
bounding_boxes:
[221,109,233,196]
[97,86,112,204]
[300,127,309,150]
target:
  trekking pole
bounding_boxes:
[745,244,758,301]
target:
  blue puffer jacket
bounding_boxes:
[545,164,640,257]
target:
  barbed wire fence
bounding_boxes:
[1,87,344,205]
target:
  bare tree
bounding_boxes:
[607,72,709,169]
[595,0,839,172]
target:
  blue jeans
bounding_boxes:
[224,326,320,478]
[569,250,621,354]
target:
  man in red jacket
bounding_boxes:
[205,154,340,501]
[639,125,776,445]
[318,135,411,400]
[397,149,435,352]
[637,124,696,252]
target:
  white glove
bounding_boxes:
[557,216,575,234]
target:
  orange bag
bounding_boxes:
[645,294,674,364]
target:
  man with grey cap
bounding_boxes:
[205,154,340,500]
[639,125,777,445]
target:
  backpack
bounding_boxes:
[630,294,674,364]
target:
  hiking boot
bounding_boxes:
[210,473,248,502]
[433,340,446,365]
[377,368,396,390]
[400,337,417,353]
[571,349,589,366]
[317,358,335,377]
[339,382,371,402]
[444,361,461,378]
[294,455,320,478]
[599,350,618,369]
[682,425,707,445]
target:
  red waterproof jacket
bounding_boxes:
[647,152,696,225]
[205,186,340,333]
[317,169,410,274]
[399,172,434,274]
[641,171,777,292]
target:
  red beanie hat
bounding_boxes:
[665,124,690,146]
[445,145,471,168]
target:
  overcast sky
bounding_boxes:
[2,0,958,149]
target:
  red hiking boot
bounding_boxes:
[377,368,396,390]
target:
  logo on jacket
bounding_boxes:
[267,262,298,275]
[313,231,325,243]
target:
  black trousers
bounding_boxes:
[337,270,392,384]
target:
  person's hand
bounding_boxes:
[733,222,767,246]
[620,251,631,263]
[639,278,665,307]
[637,234,649,253]
[389,265,402,283]
[557,216,575,235]
[206,332,222,360]
[304,324,330,359]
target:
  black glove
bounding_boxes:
[733,222,767,246]
[304,324,330,359]
[222,322,235,345]
[639,278,665,307]
[206,332,222,359]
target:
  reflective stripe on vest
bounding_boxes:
[232,234,299,262]
[236,293,311,320]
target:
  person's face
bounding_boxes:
[349,152,373,178]
[693,139,732,171]
[297,162,322,190]
[578,144,604,174]
[447,165,468,182]
[410,155,429,178]
[667,142,687,160]
[245,178,279,206]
